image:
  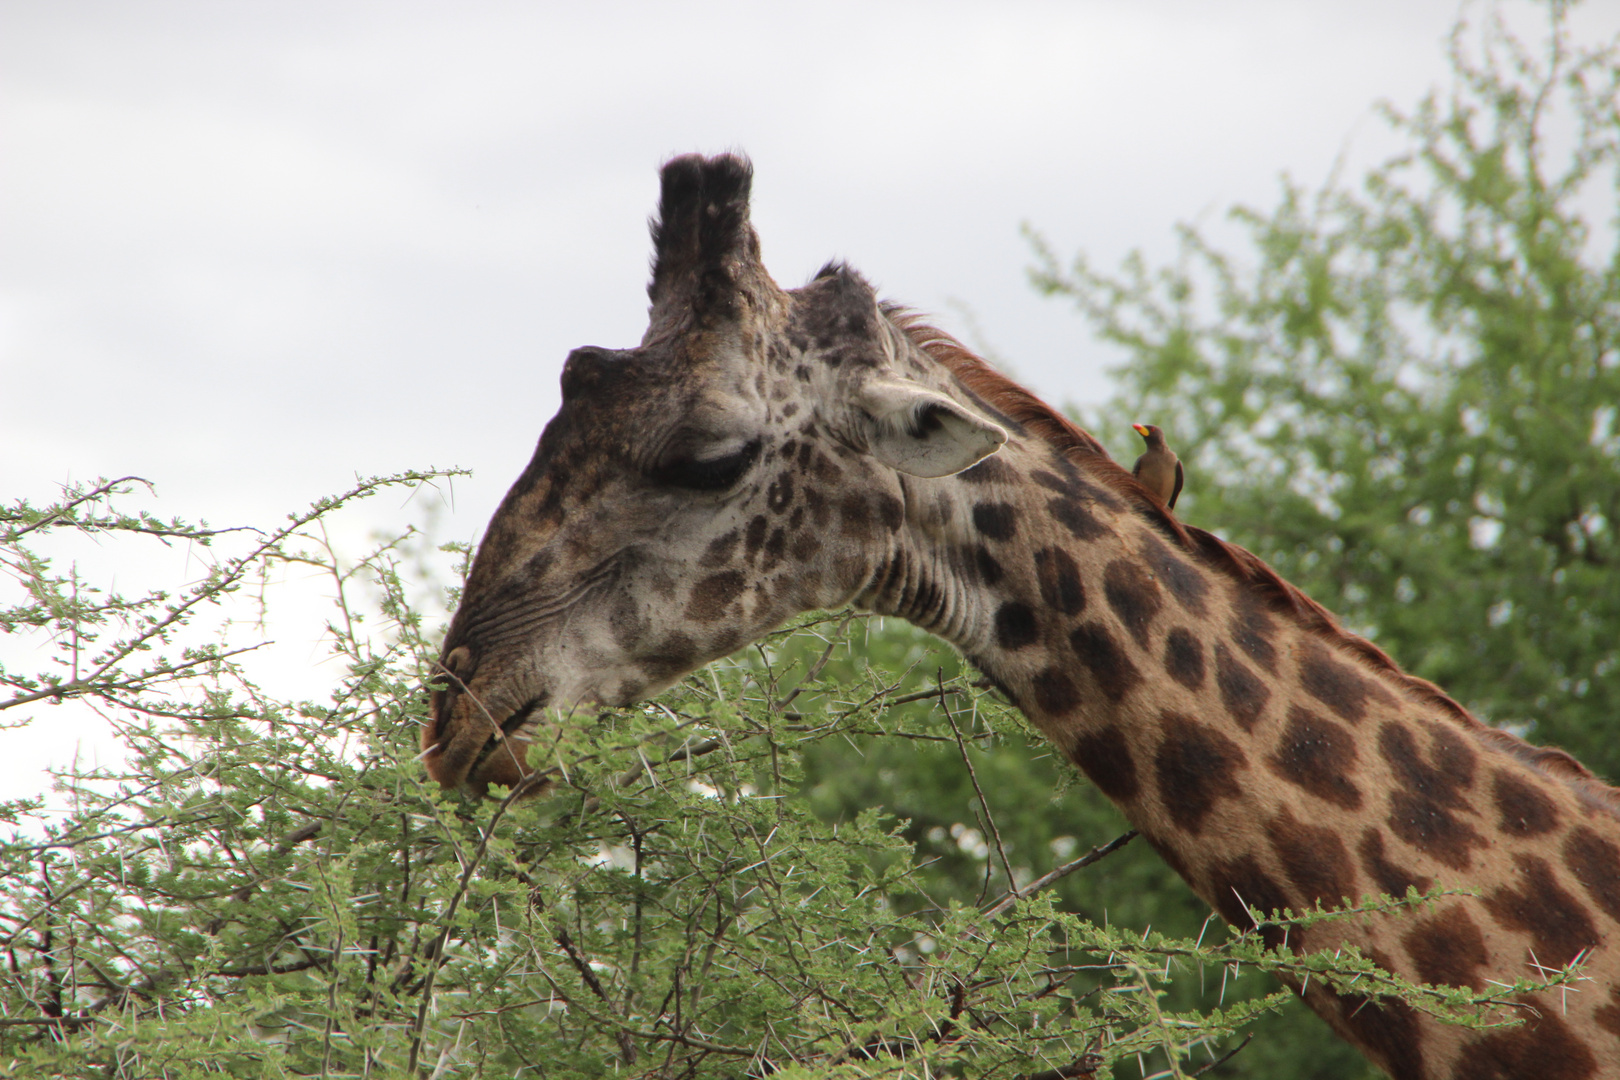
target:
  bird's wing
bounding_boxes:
[1169,460,1184,509]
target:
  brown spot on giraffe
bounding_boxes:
[1070,725,1138,801]
[1213,642,1270,731]
[686,570,747,622]
[766,471,794,513]
[646,632,699,680]
[1331,958,1427,1080]
[1153,713,1247,835]
[993,601,1039,650]
[1380,721,1488,870]
[762,527,787,571]
[1268,806,1358,910]
[700,528,741,568]
[1208,853,1292,950]
[1028,468,1070,495]
[1358,827,1434,898]
[839,492,873,538]
[1103,559,1161,649]
[1030,667,1081,719]
[1453,1003,1599,1079]
[790,533,821,561]
[801,485,831,528]
[1138,533,1209,616]
[1267,705,1362,810]
[1068,621,1142,702]
[1298,643,1380,724]
[1227,594,1279,672]
[1032,546,1085,615]
[1035,459,1126,512]
[1402,905,1490,990]
[1484,854,1600,969]
[1595,984,1620,1039]
[811,450,842,484]
[874,493,903,532]
[972,545,1004,586]
[1046,494,1108,541]
[1162,627,1204,690]
[972,501,1018,541]
[1562,825,1620,923]
[744,514,769,561]
[1494,768,1562,836]
[957,455,1016,484]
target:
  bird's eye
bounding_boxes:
[654,438,762,491]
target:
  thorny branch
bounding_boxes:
[983,832,1139,919]
[939,670,1018,902]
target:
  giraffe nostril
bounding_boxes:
[431,647,472,711]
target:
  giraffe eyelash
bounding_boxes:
[652,437,762,492]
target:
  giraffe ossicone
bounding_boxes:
[424,153,1620,1080]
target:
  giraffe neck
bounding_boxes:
[855,426,1620,1080]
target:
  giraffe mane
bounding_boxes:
[889,309,1620,816]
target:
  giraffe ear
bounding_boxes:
[856,380,1007,478]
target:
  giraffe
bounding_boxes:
[421,153,1620,1079]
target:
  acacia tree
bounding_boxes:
[0,484,1543,1080]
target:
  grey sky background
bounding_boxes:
[4,1,1616,797]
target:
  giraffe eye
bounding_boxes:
[654,437,762,492]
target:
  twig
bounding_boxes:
[1,644,272,712]
[773,612,851,712]
[1020,1058,1101,1080]
[1189,1034,1253,1077]
[3,477,152,541]
[939,673,1017,897]
[405,778,536,1074]
[983,832,1138,918]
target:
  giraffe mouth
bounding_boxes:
[467,696,547,773]
[427,692,553,795]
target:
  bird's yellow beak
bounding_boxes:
[1133,423,1151,437]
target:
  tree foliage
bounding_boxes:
[1031,1,1620,778]
[0,480,1551,1080]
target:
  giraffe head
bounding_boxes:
[423,154,1006,793]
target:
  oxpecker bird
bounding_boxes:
[1131,423,1183,510]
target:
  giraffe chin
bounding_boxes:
[468,737,548,800]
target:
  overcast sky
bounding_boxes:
[4,1,1617,796]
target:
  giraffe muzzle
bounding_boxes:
[424,681,553,796]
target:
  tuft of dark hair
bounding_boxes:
[647,153,757,322]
